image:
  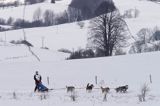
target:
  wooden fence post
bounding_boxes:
[149,74,152,83]
[47,76,49,85]
[95,76,98,85]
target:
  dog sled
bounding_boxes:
[37,83,53,92]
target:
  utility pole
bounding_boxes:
[149,74,152,84]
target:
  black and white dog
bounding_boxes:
[115,85,128,93]
[86,83,94,92]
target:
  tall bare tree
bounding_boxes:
[88,10,127,56]
[33,7,42,22]
[43,10,55,26]
[67,7,82,22]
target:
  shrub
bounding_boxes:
[25,0,45,4]
[10,40,33,47]
[0,18,6,25]
[58,48,72,53]
[152,30,160,41]
[123,8,140,18]
[77,21,85,29]
[115,48,126,56]
[67,49,95,59]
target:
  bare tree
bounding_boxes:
[129,28,152,54]
[123,8,140,19]
[33,7,42,22]
[43,10,55,26]
[88,10,127,56]
[7,17,14,25]
[67,7,82,22]
[137,28,152,44]
[32,7,43,26]
[55,11,69,24]
[138,83,150,102]
[129,40,144,54]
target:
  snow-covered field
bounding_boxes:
[0,51,160,106]
[0,41,70,62]
[0,21,88,51]
[114,0,160,36]
[0,0,160,106]
[0,0,72,21]
[1,0,160,51]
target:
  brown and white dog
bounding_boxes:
[66,86,75,92]
[101,86,110,94]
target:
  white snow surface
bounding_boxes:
[0,0,160,106]
[0,42,70,62]
[113,0,160,36]
[0,51,160,106]
[0,21,88,51]
[0,0,72,21]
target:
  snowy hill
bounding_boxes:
[0,21,88,51]
[0,0,160,58]
[0,42,69,62]
[1,0,160,53]
[0,51,160,106]
[0,0,72,21]
[0,0,160,36]
[113,0,160,36]
[0,1,88,62]
[0,0,160,106]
